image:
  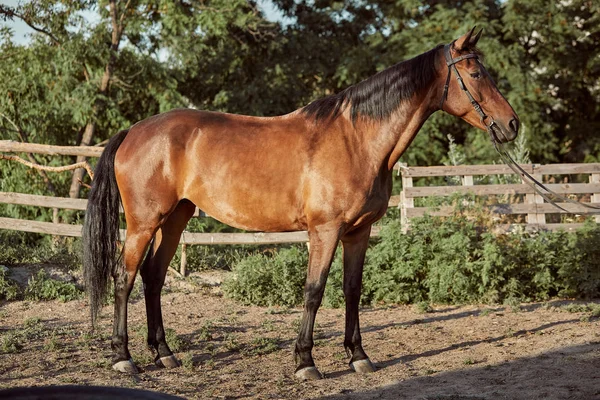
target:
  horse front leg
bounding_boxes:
[342,225,376,373]
[294,223,340,380]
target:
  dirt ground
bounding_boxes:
[1,271,600,400]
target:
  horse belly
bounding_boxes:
[187,179,305,232]
[183,148,307,232]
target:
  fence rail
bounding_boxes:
[2,140,600,274]
[399,163,600,231]
[0,140,104,158]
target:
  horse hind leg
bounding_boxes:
[111,222,156,373]
[140,200,195,369]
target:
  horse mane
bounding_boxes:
[302,44,444,123]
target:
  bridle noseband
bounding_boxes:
[439,42,499,142]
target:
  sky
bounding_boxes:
[0,0,287,45]
[1,0,34,44]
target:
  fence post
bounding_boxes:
[526,164,546,226]
[591,173,600,223]
[51,207,59,249]
[399,163,413,233]
[462,175,474,186]
[180,243,187,277]
[461,175,474,207]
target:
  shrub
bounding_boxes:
[24,270,83,302]
[223,246,308,307]
[0,267,20,300]
[0,231,81,270]
[224,203,600,308]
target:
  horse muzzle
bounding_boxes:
[489,117,519,144]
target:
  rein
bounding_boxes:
[440,42,600,215]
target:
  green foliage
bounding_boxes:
[0,332,22,354]
[225,205,600,308]
[359,215,600,306]
[0,267,19,300]
[165,328,190,353]
[242,336,281,356]
[0,231,81,270]
[0,316,46,354]
[223,246,308,307]
[24,270,82,302]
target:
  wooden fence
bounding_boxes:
[399,163,600,232]
[1,139,599,274]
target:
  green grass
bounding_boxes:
[242,336,280,356]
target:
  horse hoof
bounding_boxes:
[350,358,376,374]
[112,358,138,374]
[155,355,181,369]
[295,366,322,381]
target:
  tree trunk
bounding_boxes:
[69,122,95,198]
[69,0,124,199]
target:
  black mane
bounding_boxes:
[302,45,443,122]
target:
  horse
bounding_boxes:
[83,27,519,380]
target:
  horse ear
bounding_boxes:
[470,28,483,47]
[454,26,477,51]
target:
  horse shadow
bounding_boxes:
[319,340,600,399]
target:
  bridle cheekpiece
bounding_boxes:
[439,42,499,143]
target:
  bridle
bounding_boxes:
[439,41,600,215]
[439,42,500,142]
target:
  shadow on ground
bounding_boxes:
[319,342,600,400]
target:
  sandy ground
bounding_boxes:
[1,273,600,400]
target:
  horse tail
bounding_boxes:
[83,129,129,328]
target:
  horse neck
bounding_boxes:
[359,89,438,171]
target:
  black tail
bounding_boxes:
[83,129,129,328]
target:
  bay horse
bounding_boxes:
[83,28,519,380]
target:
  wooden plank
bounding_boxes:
[388,195,401,207]
[180,231,309,245]
[397,163,600,177]
[0,140,104,158]
[493,202,600,214]
[537,164,600,175]
[400,174,414,233]
[0,216,384,244]
[0,192,397,219]
[0,217,129,239]
[404,183,600,197]
[405,202,600,218]
[0,191,89,211]
[399,164,535,177]
[0,217,84,237]
[525,173,546,225]
[592,174,600,223]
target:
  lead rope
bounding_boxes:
[491,134,600,214]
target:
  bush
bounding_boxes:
[223,246,308,307]
[0,231,81,270]
[24,270,83,302]
[224,204,600,308]
[0,266,19,300]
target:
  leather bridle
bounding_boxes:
[439,41,600,215]
[439,42,500,143]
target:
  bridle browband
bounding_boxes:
[439,41,600,215]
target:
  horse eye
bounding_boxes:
[470,72,481,79]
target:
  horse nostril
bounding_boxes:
[509,118,519,134]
